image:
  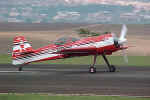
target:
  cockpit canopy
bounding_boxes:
[54,37,79,45]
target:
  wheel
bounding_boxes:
[89,67,96,73]
[109,65,116,72]
[18,67,23,71]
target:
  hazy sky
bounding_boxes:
[0,0,150,24]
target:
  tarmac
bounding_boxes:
[0,64,150,96]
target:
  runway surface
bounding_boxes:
[0,64,150,96]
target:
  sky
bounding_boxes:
[0,0,150,24]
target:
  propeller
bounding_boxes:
[113,24,128,63]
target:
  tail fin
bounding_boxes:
[12,36,34,61]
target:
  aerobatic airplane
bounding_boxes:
[12,25,128,73]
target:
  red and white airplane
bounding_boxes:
[12,25,128,73]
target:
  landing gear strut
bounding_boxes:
[102,54,116,72]
[89,55,97,73]
[18,66,23,71]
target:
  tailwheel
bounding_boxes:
[18,67,23,71]
[89,66,96,73]
[109,65,116,72]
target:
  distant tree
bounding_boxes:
[77,28,90,35]
[77,28,100,37]
[103,32,111,34]
[90,32,100,36]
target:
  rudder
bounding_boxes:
[12,36,34,65]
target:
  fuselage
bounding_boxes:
[12,33,124,65]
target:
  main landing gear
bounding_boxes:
[102,54,116,72]
[89,55,97,73]
[89,54,116,73]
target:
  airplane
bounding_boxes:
[12,24,128,73]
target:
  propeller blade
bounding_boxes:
[119,24,128,41]
[122,49,128,64]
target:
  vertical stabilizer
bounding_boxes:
[12,36,34,62]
